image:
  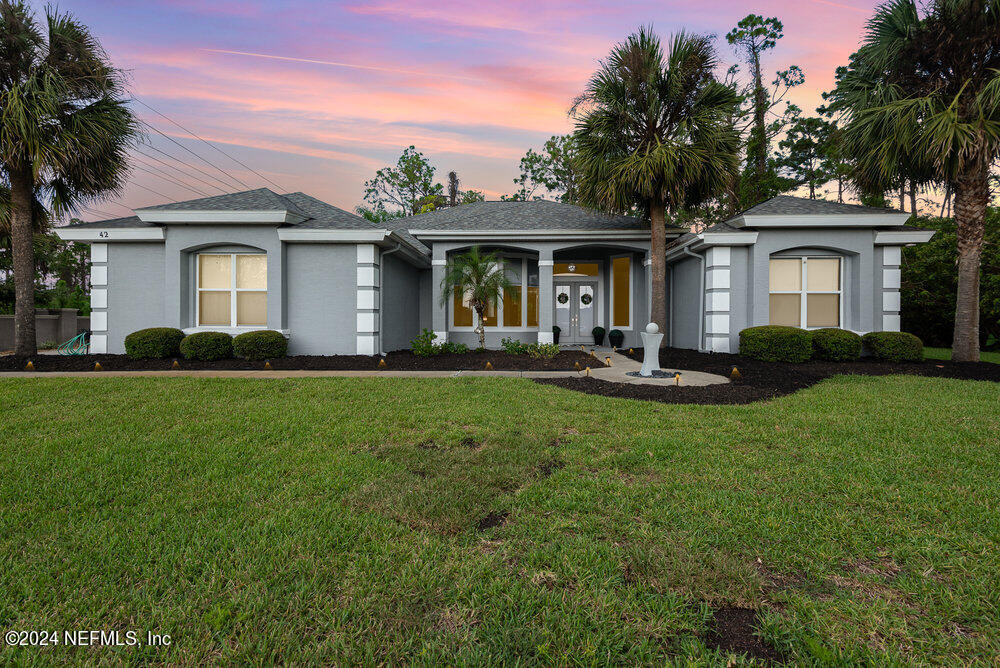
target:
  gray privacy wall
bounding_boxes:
[668,254,702,350]
[0,309,89,350]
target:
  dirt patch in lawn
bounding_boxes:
[476,511,509,531]
[1,349,603,373]
[705,606,787,664]
[534,346,1000,405]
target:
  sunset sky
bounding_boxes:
[40,0,883,221]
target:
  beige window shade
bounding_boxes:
[237,292,267,326]
[197,253,267,327]
[807,258,840,291]
[769,294,801,327]
[807,294,840,327]
[199,254,231,289]
[199,292,231,326]
[769,258,801,291]
[236,254,267,289]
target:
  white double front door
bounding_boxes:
[554,282,597,344]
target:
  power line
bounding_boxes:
[139,120,249,192]
[130,159,213,198]
[129,180,172,201]
[135,98,286,192]
[138,141,236,193]
[134,147,229,194]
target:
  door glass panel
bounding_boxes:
[453,287,473,327]
[769,294,801,327]
[526,287,539,327]
[555,284,571,332]
[502,287,521,327]
[199,291,231,326]
[807,294,840,327]
[807,258,840,291]
[577,285,595,336]
[237,292,267,326]
[769,259,801,291]
[199,254,231,289]
[554,262,598,276]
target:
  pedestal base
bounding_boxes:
[639,332,663,377]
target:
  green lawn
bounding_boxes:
[925,346,1000,364]
[1,375,998,664]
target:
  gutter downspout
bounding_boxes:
[379,241,402,355]
[682,245,706,352]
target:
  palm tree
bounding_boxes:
[440,247,514,349]
[0,2,139,356]
[572,28,741,340]
[829,0,1000,362]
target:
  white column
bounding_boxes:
[537,251,554,344]
[356,244,379,354]
[89,243,109,353]
[704,246,731,353]
[431,256,448,342]
[881,246,902,331]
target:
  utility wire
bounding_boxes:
[135,98,286,192]
[130,159,212,198]
[129,180,172,201]
[139,121,249,192]
[138,141,236,193]
[134,147,229,194]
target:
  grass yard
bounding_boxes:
[1,375,998,664]
[925,346,1000,364]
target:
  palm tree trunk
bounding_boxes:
[950,169,987,363]
[474,307,486,349]
[10,166,37,357]
[909,181,918,216]
[837,178,843,203]
[649,201,667,347]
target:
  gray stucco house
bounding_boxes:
[56,189,933,355]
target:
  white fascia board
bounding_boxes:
[874,230,935,245]
[734,213,912,228]
[135,209,306,224]
[386,230,431,265]
[408,229,657,241]
[55,227,165,242]
[666,231,758,260]
[277,228,389,242]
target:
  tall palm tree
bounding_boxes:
[440,247,514,349]
[0,2,139,356]
[572,28,740,340]
[830,0,1000,362]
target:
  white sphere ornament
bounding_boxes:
[645,322,659,335]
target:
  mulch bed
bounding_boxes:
[534,346,1000,405]
[0,350,604,373]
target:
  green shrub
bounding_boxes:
[179,331,233,361]
[592,326,606,345]
[527,343,560,360]
[862,331,924,362]
[411,329,439,356]
[811,328,862,362]
[124,327,185,359]
[233,330,287,360]
[439,341,469,354]
[739,326,813,363]
[500,336,530,355]
[608,329,625,348]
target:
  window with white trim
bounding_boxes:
[769,257,841,328]
[197,253,267,327]
[610,255,631,328]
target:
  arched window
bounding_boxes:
[197,253,267,327]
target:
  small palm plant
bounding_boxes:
[440,247,513,349]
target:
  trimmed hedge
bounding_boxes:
[180,331,233,361]
[739,326,813,363]
[233,330,288,360]
[812,328,862,362]
[862,331,924,362]
[124,327,185,359]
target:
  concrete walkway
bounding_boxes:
[0,349,729,386]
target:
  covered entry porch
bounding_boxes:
[429,240,653,349]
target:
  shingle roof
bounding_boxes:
[64,215,153,228]
[135,187,308,218]
[405,200,653,231]
[733,195,904,219]
[282,192,429,253]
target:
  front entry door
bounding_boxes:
[554,282,598,344]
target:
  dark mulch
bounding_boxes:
[534,347,1000,405]
[705,606,787,664]
[0,350,603,373]
[475,511,509,532]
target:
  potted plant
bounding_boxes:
[552,325,561,344]
[592,326,606,346]
[608,329,625,348]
